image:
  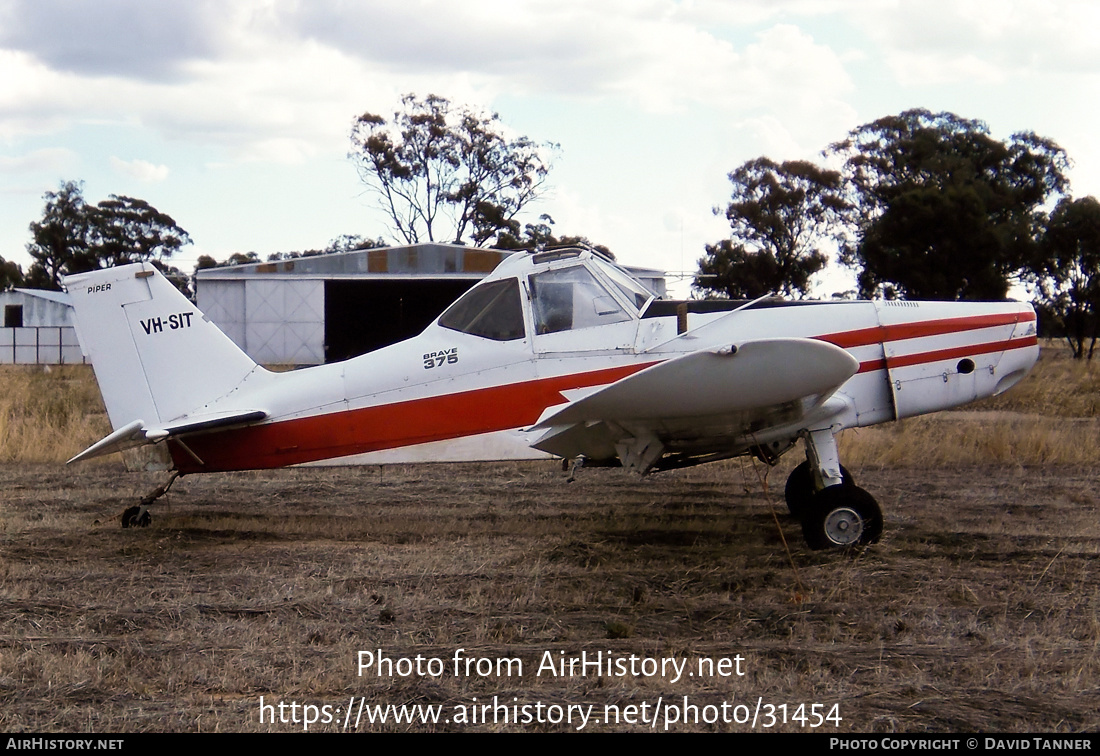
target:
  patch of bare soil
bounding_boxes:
[0,459,1097,732]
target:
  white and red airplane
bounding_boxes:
[63,247,1038,548]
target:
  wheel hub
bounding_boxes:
[823,506,864,546]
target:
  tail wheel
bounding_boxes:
[801,484,882,550]
[121,505,151,528]
[784,461,854,518]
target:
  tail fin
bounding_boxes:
[64,262,264,433]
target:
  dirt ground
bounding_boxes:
[1,457,1098,732]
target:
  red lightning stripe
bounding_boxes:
[169,361,657,473]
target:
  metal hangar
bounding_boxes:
[195,243,511,365]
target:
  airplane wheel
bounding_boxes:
[784,461,854,518]
[121,505,151,529]
[800,484,882,550]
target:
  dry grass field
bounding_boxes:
[1,344,1099,732]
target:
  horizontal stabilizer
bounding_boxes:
[68,409,268,464]
[153,409,268,439]
[67,419,147,464]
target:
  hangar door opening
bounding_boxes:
[324,279,477,363]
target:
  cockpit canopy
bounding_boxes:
[437,249,657,342]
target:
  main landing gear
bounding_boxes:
[784,429,883,550]
[121,471,180,529]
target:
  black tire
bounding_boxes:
[800,484,882,550]
[784,461,854,518]
[121,506,151,529]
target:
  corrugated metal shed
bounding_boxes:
[203,243,508,278]
[0,288,76,327]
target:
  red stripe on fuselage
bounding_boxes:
[169,361,657,473]
[827,310,1036,374]
[818,310,1034,350]
[855,335,1038,374]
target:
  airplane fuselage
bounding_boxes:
[163,288,1037,475]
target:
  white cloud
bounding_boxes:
[855,0,1100,86]
[0,50,86,139]
[0,0,227,81]
[743,24,852,93]
[728,25,858,156]
[0,2,858,163]
[109,156,169,182]
[0,147,77,173]
[284,1,856,115]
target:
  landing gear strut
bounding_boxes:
[784,461,854,519]
[784,428,883,550]
[121,471,180,529]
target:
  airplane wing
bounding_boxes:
[528,338,859,473]
[68,409,267,464]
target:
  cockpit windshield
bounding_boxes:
[438,277,525,341]
[592,258,657,310]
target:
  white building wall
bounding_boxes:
[0,290,75,327]
[197,280,246,351]
[0,290,85,364]
[0,327,84,364]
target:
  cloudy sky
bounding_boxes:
[1,0,1097,295]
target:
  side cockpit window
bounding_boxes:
[438,277,526,341]
[530,266,631,334]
